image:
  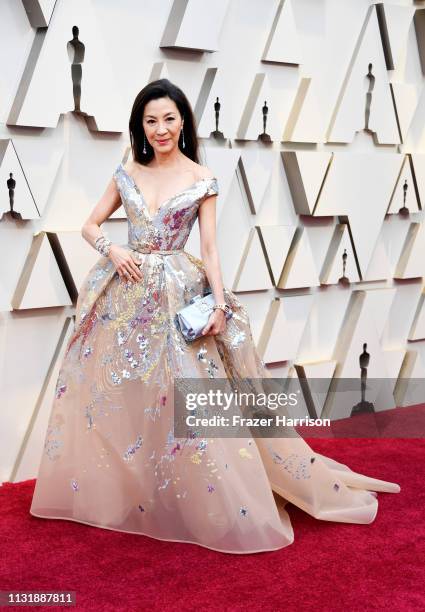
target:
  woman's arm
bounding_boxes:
[198,185,227,336]
[81,175,143,283]
[81,177,121,247]
[198,190,225,305]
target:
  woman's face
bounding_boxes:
[142,96,183,155]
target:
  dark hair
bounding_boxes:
[129,78,200,165]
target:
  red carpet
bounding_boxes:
[1,438,423,612]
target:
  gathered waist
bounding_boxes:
[128,245,185,256]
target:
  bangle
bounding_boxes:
[94,234,112,257]
[212,303,232,316]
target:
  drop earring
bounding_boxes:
[181,126,185,149]
[143,133,147,155]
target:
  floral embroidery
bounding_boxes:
[269,450,312,480]
[123,435,143,462]
[31,162,390,556]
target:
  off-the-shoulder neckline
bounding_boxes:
[117,163,217,219]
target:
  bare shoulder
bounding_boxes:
[194,164,215,181]
[187,159,214,181]
[122,159,136,176]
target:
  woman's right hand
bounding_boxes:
[109,244,144,283]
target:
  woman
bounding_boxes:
[30,78,400,554]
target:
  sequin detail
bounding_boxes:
[270,450,312,480]
[55,377,67,399]
[123,435,143,462]
[28,161,400,556]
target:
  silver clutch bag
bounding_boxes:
[174,292,233,342]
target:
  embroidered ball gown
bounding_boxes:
[29,163,401,554]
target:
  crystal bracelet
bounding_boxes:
[212,303,232,315]
[94,230,110,245]
[96,240,111,257]
[94,235,112,257]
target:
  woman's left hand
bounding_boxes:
[202,309,226,337]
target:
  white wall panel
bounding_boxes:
[327,4,400,144]
[8,0,125,131]
[1,0,424,481]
